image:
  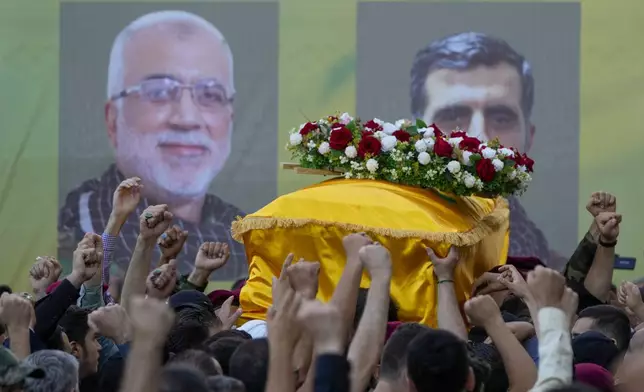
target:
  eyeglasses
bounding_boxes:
[111,77,235,111]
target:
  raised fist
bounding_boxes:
[527,266,566,309]
[465,295,502,328]
[112,177,142,218]
[89,304,131,344]
[158,225,189,261]
[29,256,62,296]
[586,191,616,217]
[342,232,373,261]
[428,246,459,280]
[595,212,621,243]
[146,259,177,299]
[287,259,320,299]
[139,205,173,240]
[129,296,175,345]
[0,293,33,329]
[358,243,392,278]
[195,242,230,272]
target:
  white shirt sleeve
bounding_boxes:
[529,307,573,392]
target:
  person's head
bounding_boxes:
[406,329,475,392]
[160,363,210,392]
[58,306,101,378]
[204,337,245,375]
[206,375,246,392]
[105,11,235,201]
[23,350,79,392]
[166,306,221,355]
[168,349,221,377]
[0,346,44,392]
[206,329,252,343]
[378,323,431,386]
[410,32,535,152]
[573,305,631,352]
[228,338,269,392]
[46,326,72,353]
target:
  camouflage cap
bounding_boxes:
[0,346,45,386]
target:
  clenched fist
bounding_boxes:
[129,296,175,346]
[146,259,177,300]
[586,191,616,217]
[158,225,189,262]
[139,205,173,241]
[0,293,33,329]
[595,212,621,244]
[29,256,62,297]
[287,259,320,299]
[343,233,373,262]
[195,242,230,272]
[89,304,131,344]
[465,295,503,328]
[358,243,392,278]
[527,266,566,309]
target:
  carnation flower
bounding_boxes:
[463,173,476,188]
[363,120,382,131]
[481,147,496,159]
[425,138,435,149]
[318,142,330,155]
[461,151,473,166]
[492,159,504,172]
[381,136,398,152]
[289,133,303,146]
[498,148,515,157]
[447,161,461,174]
[392,130,411,142]
[417,152,431,165]
[299,122,318,136]
[345,146,357,158]
[366,159,379,173]
[339,112,353,124]
[415,140,428,153]
[382,123,397,135]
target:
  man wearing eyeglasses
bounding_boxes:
[58,10,246,282]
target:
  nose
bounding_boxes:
[467,111,487,142]
[168,88,203,131]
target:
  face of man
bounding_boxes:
[107,23,234,199]
[421,63,534,152]
[72,326,101,377]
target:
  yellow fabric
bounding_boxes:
[233,179,509,326]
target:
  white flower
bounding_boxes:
[424,138,435,150]
[418,127,429,135]
[481,147,496,159]
[373,118,384,126]
[508,170,517,180]
[374,131,386,140]
[414,140,428,153]
[307,140,316,150]
[498,148,515,157]
[345,146,357,158]
[448,137,463,148]
[381,136,398,152]
[518,165,527,173]
[447,161,461,174]
[318,142,330,155]
[492,159,504,172]
[417,152,431,165]
[339,112,353,124]
[289,133,303,146]
[366,159,379,173]
[395,119,407,128]
[461,151,473,166]
[463,173,476,188]
[382,123,397,135]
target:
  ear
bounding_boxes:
[69,341,84,360]
[105,101,119,148]
[524,123,535,153]
[465,366,476,392]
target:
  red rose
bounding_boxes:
[392,130,411,142]
[363,120,383,131]
[459,136,481,152]
[299,122,318,136]
[451,131,467,138]
[362,130,374,137]
[476,158,496,182]
[430,123,444,137]
[522,154,534,172]
[329,126,353,150]
[358,136,382,157]
[433,137,453,157]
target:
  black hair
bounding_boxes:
[206,375,246,392]
[379,323,431,381]
[410,32,534,121]
[205,329,252,344]
[160,363,210,392]
[578,305,631,351]
[46,325,68,351]
[166,307,218,355]
[168,349,221,377]
[228,338,269,392]
[354,288,398,331]
[204,337,245,376]
[58,306,91,347]
[406,329,470,392]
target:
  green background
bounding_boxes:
[1,0,643,291]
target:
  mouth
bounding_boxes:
[158,143,209,157]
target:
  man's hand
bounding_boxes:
[76,233,104,287]
[68,234,103,288]
[112,177,142,219]
[29,256,62,296]
[595,212,622,243]
[619,281,644,314]
[139,205,173,241]
[561,287,579,324]
[287,259,320,299]
[129,296,175,346]
[267,286,302,349]
[158,226,189,263]
[358,243,392,279]
[272,254,294,308]
[497,265,531,299]
[146,259,177,300]
[526,266,566,309]
[428,246,459,280]
[343,233,373,262]
[195,242,230,272]
[0,293,33,330]
[464,295,503,329]
[471,272,505,297]
[89,304,131,345]
[216,296,243,331]
[586,191,616,217]
[297,300,345,354]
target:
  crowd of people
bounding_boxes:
[0,177,642,392]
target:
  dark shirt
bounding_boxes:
[314,354,350,392]
[58,165,247,280]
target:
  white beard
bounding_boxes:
[114,115,231,198]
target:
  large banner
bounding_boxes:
[1,0,642,290]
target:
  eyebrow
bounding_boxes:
[484,105,520,119]
[433,104,472,120]
[142,73,179,82]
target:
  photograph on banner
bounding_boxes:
[58,2,279,281]
[356,2,580,270]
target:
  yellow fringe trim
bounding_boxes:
[231,197,509,247]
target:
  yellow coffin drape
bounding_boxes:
[232,178,509,326]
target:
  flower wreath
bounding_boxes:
[286,113,534,197]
